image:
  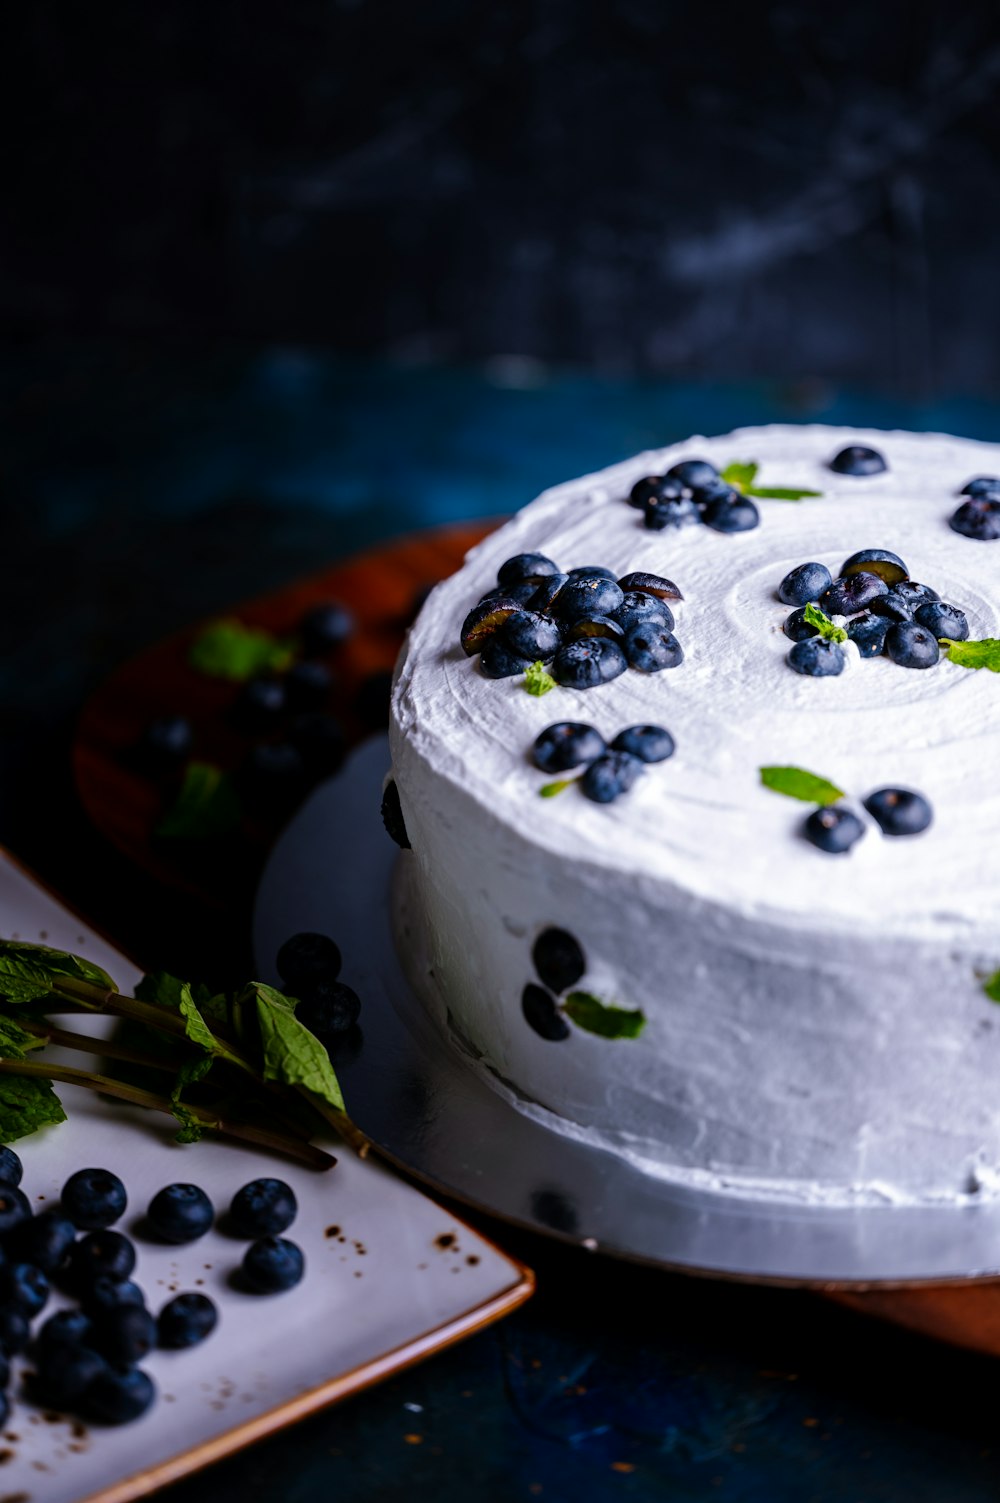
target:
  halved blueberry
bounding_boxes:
[804,806,865,853]
[581,750,644,802]
[611,725,675,763]
[532,722,606,774]
[503,611,563,661]
[624,626,683,672]
[526,574,570,613]
[565,616,624,643]
[627,475,683,509]
[893,580,940,607]
[522,984,570,1041]
[885,621,940,669]
[950,497,1000,541]
[460,597,523,656]
[840,548,908,585]
[829,445,887,476]
[914,601,969,641]
[277,931,341,987]
[960,476,1000,497]
[497,553,561,588]
[847,612,891,658]
[643,495,701,531]
[869,590,915,623]
[666,458,719,493]
[617,572,683,602]
[614,592,674,634]
[552,576,625,623]
[783,607,820,643]
[777,562,833,607]
[820,572,888,616]
[863,788,933,837]
[702,492,760,533]
[552,638,628,689]
[787,638,846,676]
[479,638,534,679]
[532,929,585,993]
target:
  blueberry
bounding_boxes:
[627,475,683,509]
[829,444,887,476]
[617,572,684,602]
[840,548,908,585]
[0,1306,29,1353]
[479,580,540,607]
[299,601,354,655]
[804,806,866,853]
[229,1179,298,1239]
[0,1148,23,1187]
[380,779,411,849]
[497,554,561,589]
[863,788,933,837]
[893,581,940,607]
[521,985,570,1041]
[783,608,820,643]
[581,750,644,803]
[94,1304,157,1366]
[666,458,720,493]
[479,638,533,679]
[69,1230,137,1290]
[284,660,333,711]
[37,1308,94,1356]
[567,566,618,581]
[960,476,1000,498]
[241,743,306,804]
[82,1277,146,1318]
[643,495,701,530]
[139,716,193,769]
[10,1211,75,1275]
[950,497,1000,541]
[552,576,625,624]
[147,1184,214,1245]
[914,601,969,641]
[885,621,940,669]
[702,491,760,533]
[231,676,286,730]
[624,626,684,672]
[0,1262,49,1317]
[819,572,888,615]
[84,1366,156,1425]
[777,562,833,607]
[296,981,362,1044]
[0,1193,26,1251]
[614,592,674,634]
[32,1345,108,1411]
[565,616,624,643]
[552,638,627,690]
[288,714,346,778]
[276,932,342,988]
[158,1292,218,1349]
[847,612,892,658]
[242,1237,305,1293]
[532,929,585,993]
[502,610,563,661]
[787,638,846,676]
[532,723,606,774]
[869,590,915,623]
[526,574,570,613]
[611,725,676,763]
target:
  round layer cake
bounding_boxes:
[389,424,1000,1205]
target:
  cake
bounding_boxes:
[388,424,1000,1206]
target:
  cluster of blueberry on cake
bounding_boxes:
[532,720,675,803]
[461,557,684,686]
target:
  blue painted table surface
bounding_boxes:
[4,344,1000,1502]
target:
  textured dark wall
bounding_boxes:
[7,2,1000,395]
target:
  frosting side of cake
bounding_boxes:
[389,424,1000,1204]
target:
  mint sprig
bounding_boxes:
[524,661,557,696]
[940,639,1000,672]
[189,619,296,681]
[760,765,845,803]
[563,992,646,1040]
[722,460,821,502]
[803,602,848,645]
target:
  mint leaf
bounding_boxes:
[941,639,1000,672]
[747,485,823,501]
[539,778,575,798]
[984,970,1000,1004]
[803,602,848,645]
[156,763,242,840]
[137,972,228,1029]
[524,661,556,697]
[243,982,345,1113]
[169,1056,214,1144]
[0,1015,41,1060]
[0,940,117,1006]
[0,1074,66,1142]
[759,765,845,803]
[563,992,646,1040]
[189,619,296,681]
[721,461,758,492]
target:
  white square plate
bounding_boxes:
[0,849,532,1503]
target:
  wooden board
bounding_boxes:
[73,520,1000,1351]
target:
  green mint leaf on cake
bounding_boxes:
[940,638,1000,672]
[720,461,759,492]
[721,461,821,501]
[984,970,1000,1004]
[746,485,823,501]
[0,941,117,1006]
[189,619,296,681]
[759,766,845,803]
[524,661,557,696]
[563,992,646,1040]
[156,762,242,840]
[803,602,848,644]
[539,778,576,798]
[243,981,346,1113]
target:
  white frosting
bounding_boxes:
[389,424,1000,1204]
